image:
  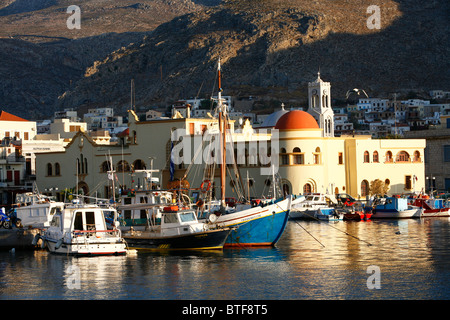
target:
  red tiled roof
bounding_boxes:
[0,111,28,122]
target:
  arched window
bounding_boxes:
[282,184,290,197]
[313,147,321,164]
[133,159,146,170]
[361,180,369,197]
[100,161,112,173]
[47,163,52,176]
[293,147,303,164]
[280,148,289,165]
[385,151,393,163]
[364,151,370,163]
[80,154,84,174]
[303,183,312,194]
[373,151,379,163]
[413,151,421,162]
[84,158,88,174]
[117,160,130,172]
[396,151,410,162]
[55,163,60,176]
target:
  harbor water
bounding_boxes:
[1,217,450,300]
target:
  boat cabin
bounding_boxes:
[160,209,204,237]
[15,201,65,228]
[120,190,172,227]
[375,197,409,211]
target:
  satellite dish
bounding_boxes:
[208,213,218,223]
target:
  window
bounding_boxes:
[280,148,289,165]
[338,152,343,164]
[100,161,112,173]
[385,151,393,163]
[445,178,450,192]
[85,212,96,230]
[373,151,379,163]
[24,132,29,140]
[74,212,83,230]
[133,159,146,170]
[303,183,312,194]
[413,151,421,162]
[444,145,450,162]
[405,175,412,190]
[117,160,130,172]
[313,147,321,164]
[364,151,370,163]
[55,163,60,176]
[361,180,369,197]
[293,147,304,164]
[396,151,410,162]
[47,163,53,176]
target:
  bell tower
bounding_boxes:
[307,71,334,137]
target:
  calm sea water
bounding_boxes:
[1,218,450,301]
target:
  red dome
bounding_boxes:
[275,110,319,130]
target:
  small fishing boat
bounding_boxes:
[120,205,232,251]
[411,197,450,217]
[343,210,365,221]
[371,197,422,219]
[290,193,335,220]
[201,196,292,247]
[343,207,373,221]
[39,201,127,256]
[316,208,343,221]
[13,192,65,228]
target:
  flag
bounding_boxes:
[169,141,175,181]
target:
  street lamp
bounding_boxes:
[426,176,436,194]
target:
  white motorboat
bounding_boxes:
[290,193,335,219]
[13,192,65,228]
[39,201,127,256]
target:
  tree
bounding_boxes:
[369,179,389,196]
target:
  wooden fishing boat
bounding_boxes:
[120,206,232,251]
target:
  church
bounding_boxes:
[255,72,426,198]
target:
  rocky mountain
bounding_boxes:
[0,0,216,118]
[1,0,449,119]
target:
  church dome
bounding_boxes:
[259,105,289,128]
[275,110,319,130]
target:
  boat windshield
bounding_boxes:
[179,211,197,223]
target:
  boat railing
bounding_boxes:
[72,229,122,239]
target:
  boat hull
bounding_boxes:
[122,228,231,251]
[371,208,421,219]
[289,209,319,220]
[44,238,127,256]
[421,209,450,218]
[211,197,291,247]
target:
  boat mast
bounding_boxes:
[218,58,226,210]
